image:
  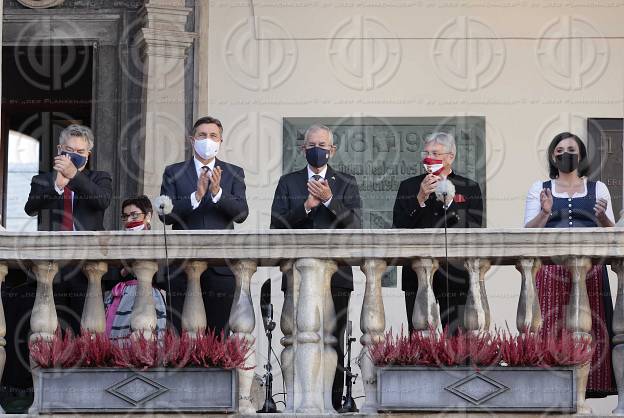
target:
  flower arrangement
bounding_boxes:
[371,327,593,368]
[29,328,253,370]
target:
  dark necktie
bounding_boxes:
[62,188,73,231]
[312,174,322,182]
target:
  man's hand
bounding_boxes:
[417,174,439,206]
[308,179,333,203]
[540,188,553,215]
[209,166,222,197]
[53,155,78,180]
[304,194,322,211]
[196,168,210,201]
[55,171,70,189]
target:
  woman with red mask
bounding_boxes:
[104,195,167,338]
[524,132,615,402]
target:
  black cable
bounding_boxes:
[270,346,287,402]
[161,219,173,328]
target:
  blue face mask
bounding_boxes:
[61,151,88,169]
[305,146,330,168]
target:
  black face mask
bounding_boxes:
[555,152,579,173]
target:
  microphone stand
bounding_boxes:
[159,204,173,328]
[338,320,358,413]
[442,192,450,324]
[258,304,278,413]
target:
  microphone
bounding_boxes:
[153,195,173,216]
[152,195,174,329]
[260,279,275,332]
[435,178,455,209]
[258,279,278,413]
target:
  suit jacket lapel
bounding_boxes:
[184,159,198,188]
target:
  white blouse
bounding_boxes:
[523,178,615,226]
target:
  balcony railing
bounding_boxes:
[0,228,623,414]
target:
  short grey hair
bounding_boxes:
[424,132,456,154]
[303,124,334,145]
[59,124,94,151]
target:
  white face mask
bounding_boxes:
[194,138,220,160]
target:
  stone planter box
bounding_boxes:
[33,368,237,414]
[377,366,576,413]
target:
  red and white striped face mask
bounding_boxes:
[423,157,444,175]
[124,220,146,231]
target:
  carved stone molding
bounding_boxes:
[16,0,65,8]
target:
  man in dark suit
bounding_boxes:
[393,132,483,334]
[271,124,362,411]
[22,124,112,332]
[25,124,112,231]
[160,116,248,334]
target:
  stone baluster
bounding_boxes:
[228,259,257,414]
[130,261,159,338]
[515,258,542,333]
[28,261,59,415]
[565,257,593,415]
[0,264,7,414]
[30,261,59,341]
[81,262,107,334]
[612,260,624,415]
[411,258,440,333]
[279,260,297,412]
[294,258,326,413]
[182,261,208,337]
[359,259,387,413]
[321,260,338,413]
[463,258,490,333]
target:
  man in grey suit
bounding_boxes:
[271,124,362,410]
[160,116,248,333]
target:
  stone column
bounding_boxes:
[0,263,6,414]
[130,261,159,338]
[515,258,542,333]
[228,259,257,414]
[294,258,326,414]
[30,261,59,341]
[81,262,107,334]
[182,261,208,337]
[565,257,593,414]
[612,260,624,415]
[359,259,387,414]
[279,260,297,412]
[464,258,490,333]
[411,258,440,333]
[136,0,196,201]
[478,260,492,330]
[321,260,338,413]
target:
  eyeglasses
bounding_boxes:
[121,211,144,221]
[421,151,451,159]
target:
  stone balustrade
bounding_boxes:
[1,228,623,414]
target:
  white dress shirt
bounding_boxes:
[523,178,614,226]
[305,165,333,214]
[191,157,222,209]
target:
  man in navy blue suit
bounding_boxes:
[271,124,362,410]
[160,116,248,333]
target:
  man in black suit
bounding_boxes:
[393,132,483,334]
[271,124,362,411]
[22,124,112,332]
[25,124,112,231]
[160,116,248,334]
